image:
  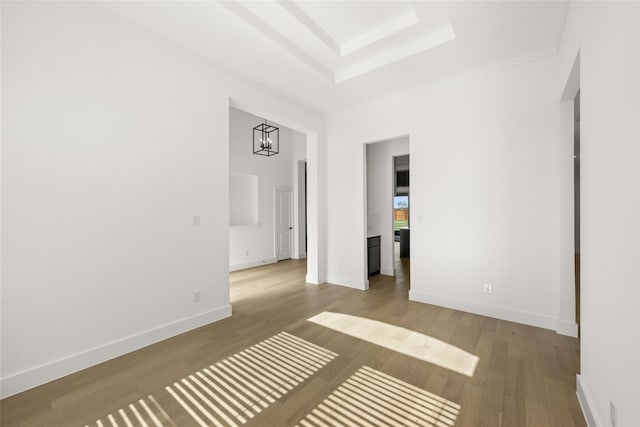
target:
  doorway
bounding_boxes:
[275,187,294,261]
[227,101,319,283]
[557,51,580,338]
[393,155,410,264]
[294,160,307,260]
[574,90,581,331]
[364,137,410,286]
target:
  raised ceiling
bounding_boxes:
[103,1,570,113]
[218,1,455,83]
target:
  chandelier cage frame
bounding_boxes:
[253,120,279,157]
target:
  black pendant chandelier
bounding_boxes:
[253,119,279,157]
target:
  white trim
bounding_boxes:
[326,275,368,290]
[0,305,232,399]
[363,143,370,288]
[305,273,320,284]
[576,374,600,427]
[380,266,395,276]
[346,48,558,117]
[425,48,557,93]
[230,257,277,272]
[409,290,557,331]
[274,186,294,261]
[293,159,307,262]
[556,319,579,337]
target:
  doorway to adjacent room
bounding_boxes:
[364,137,410,288]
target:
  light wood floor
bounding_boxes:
[1,258,585,427]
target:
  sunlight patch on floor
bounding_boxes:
[295,366,460,427]
[307,311,479,376]
[166,332,337,427]
[88,332,336,427]
[86,395,175,427]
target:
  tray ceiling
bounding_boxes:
[103,1,570,113]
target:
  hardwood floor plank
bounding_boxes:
[0,259,585,427]
[501,356,526,427]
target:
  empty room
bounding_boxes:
[1,1,639,426]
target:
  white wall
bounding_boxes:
[228,107,298,271]
[326,55,561,330]
[558,3,640,426]
[0,1,323,398]
[366,138,409,276]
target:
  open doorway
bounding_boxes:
[227,104,313,282]
[557,51,580,338]
[393,155,410,265]
[294,160,307,260]
[574,90,580,333]
[364,137,410,288]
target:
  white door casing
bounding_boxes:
[275,187,293,261]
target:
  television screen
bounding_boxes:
[396,170,409,187]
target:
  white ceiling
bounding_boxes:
[103,1,570,114]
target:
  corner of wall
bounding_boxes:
[556,319,579,337]
[380,267,395,276]
[576,374,600,427]
[326,275,368,291]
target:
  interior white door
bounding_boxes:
[275,188,293,261]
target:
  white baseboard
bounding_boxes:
[230,257,277,272]
[305,273,320,284]
[293,251,306,259]
[380,266,394,276]
[556,319,579,337]
[0,305,232,399]
[576,374,599,427]
[326,275,368,290]
[408,290,557,331]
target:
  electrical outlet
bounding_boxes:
[484,284,493,294]
[193,215,201,226]
[245,249,249,256]
[610,401,616,427]
[193,291,201,303]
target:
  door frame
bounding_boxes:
[363,135,411,288]
[229,98,323,284]
[274,186,294,261]
[556,50,580,338]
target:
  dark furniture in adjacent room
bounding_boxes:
[367,235,381,276]
[400,227,410,258]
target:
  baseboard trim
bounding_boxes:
[380,266,394,276]
[326,275,368,290]
[0,304,232,399]
[576,374,599,427]
[556,319,579,337]
[305,273,320,284]
[408,290,557,331]
[230,257,277,272]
